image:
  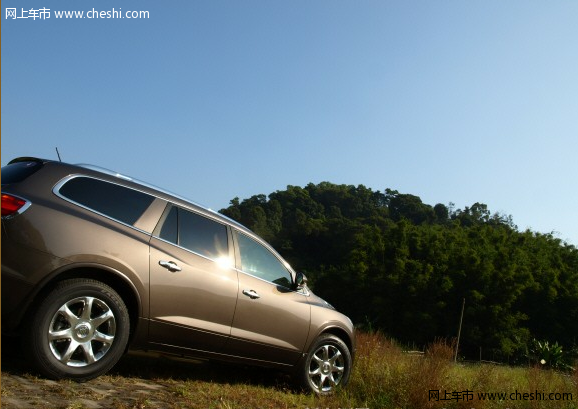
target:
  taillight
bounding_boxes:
[1,193,29,218]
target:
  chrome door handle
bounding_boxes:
[242,289,260,299]
[159,260,182,272]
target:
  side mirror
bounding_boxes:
[294,272,308,289]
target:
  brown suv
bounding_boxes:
[1,157,354,394]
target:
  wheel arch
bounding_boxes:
[297,325,355,394]
[319,326,355,361]
[21,264,143,345]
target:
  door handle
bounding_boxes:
[242,289,260,299]
[159,260,182,272]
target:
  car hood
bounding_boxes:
[307,289,336,310]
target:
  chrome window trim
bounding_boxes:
[53,175,155,236]
[0,192,32,220]
[76,164,247,230]
[58,173,245,232]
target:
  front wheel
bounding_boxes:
[299,334,352,394]
[26,279,130,381]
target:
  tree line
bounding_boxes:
[220,182,578,362]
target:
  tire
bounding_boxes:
[26,279,130,381]
[299,333,352,394]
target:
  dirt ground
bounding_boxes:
[1,370,170,409]
[1,336,293,409]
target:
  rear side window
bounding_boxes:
[58,177,155,226]
[1,160,44,185]
[159,205,228,260]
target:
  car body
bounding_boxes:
[1,157,354,394]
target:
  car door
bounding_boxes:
[149,204,238,353]
[225,230,311,365]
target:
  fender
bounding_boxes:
[15,261,144,334]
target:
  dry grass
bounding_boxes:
[324,332,577,409]
[2,332,577,409]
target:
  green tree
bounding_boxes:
[220,182,578,361]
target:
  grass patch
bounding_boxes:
[2,332,577,408]
[328,331,578,409]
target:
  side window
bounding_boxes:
[58,177,155,226]
[180,209,228,259]
[237,232,292,287]
[159,206,178,244]
[159,205,228,260]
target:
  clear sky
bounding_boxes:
[2,1,577,246]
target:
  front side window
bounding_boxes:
[159,205,228,260]
[237,232,292,287]
[58,177,155,226]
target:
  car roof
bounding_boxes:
[6,157,250,233]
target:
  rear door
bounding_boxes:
[149,204,239,352]
[225,231,311,365]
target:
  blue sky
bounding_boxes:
[2,1,577,245]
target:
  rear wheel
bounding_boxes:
[299,334,352,394]
[26,279,130,381]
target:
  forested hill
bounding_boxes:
[220,182,578,361]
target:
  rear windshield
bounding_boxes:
[1,160,44,185]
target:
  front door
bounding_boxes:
[226,231,311,365]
